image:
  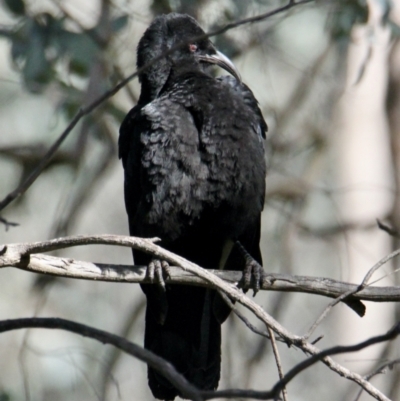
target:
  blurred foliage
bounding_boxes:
[0,0,128,234]
[329,0,369,40]
[3,0,25,16]
[1,0,384,96]
[1,0,128,93]
[0,392,10,401]
[328,0,393,40]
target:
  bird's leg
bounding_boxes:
[147,258,171,291]
[236,241,266,296]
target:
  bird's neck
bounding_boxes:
[138,61,211,104]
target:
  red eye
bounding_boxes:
[189,43,198,53]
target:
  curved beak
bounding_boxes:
[197,50,241,82]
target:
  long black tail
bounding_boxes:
[142,284,221,400]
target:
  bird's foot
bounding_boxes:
[236,242,266,296]
[243,258,266,296]
[147,258,171,291]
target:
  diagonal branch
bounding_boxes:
[0,317,397,401]
[0,317,201,401]
[0,233,396,400]
[353,358,400,401]
[304,248,400,339]
[201,323,400,400]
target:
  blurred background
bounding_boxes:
[0,0,400,399]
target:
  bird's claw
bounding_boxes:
[147,259,171,291]
[243,259,266,296]
[236,241,266,296]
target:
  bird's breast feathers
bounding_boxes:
[138,88,265,237]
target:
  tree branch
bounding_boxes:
[0,317,201,401]
[0,233,394,400]
[201,323,400,400]
[0,317,396,401]
[353,359,400,401]
[1,235,400,304]
[304,248,400,339]
[267,325,288,401]
[0,215,19,231]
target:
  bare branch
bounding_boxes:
[201,323,400,400]
[304,248,400,339]
[0,317,201,401]
[204,0,313,38]
[0,316,396,401]
[100,299,146,400]
[1,235,400,304]
[218,290,272,339]
[0,215,19,231]
[354,359,400,401]
[267,326,288,401]
[0,233,395,399]
[275,324,400,399]
[361,248,400,286]
[0,109,84,211]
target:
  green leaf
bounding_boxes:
[111,15,128,32]
[22,23,52,91]
[3,0,26,15]
[60,99,81,119]
[9,19,31,60]
[59,30,99,68]
[389,20,400,37]
[329,0,369,40]
[0,391,11,401]
[68,58,89,77]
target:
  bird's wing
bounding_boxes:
[119,94,210,245]
[217,75,267,139]
[216,75,266,263]
[120,77,267,252]
[118,104,145,236]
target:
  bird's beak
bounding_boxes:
[197,50,241,82]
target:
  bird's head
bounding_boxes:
[137,13,240,102]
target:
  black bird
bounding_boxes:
[119,13,267,400]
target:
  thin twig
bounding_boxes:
[204,0,313,39]
[353,359,400,401]
[0,215,19,231]
[234,309,271,339]
[361,248,400,286]
[218,290,272,339]
[201,323,400,400]
[267,326,288,401]
[18,290,49,401]
[100,299,146,401]
[304,248,400,339]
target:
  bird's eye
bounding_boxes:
[189,43,198,53]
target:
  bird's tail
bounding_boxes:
[143,285,221,400]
